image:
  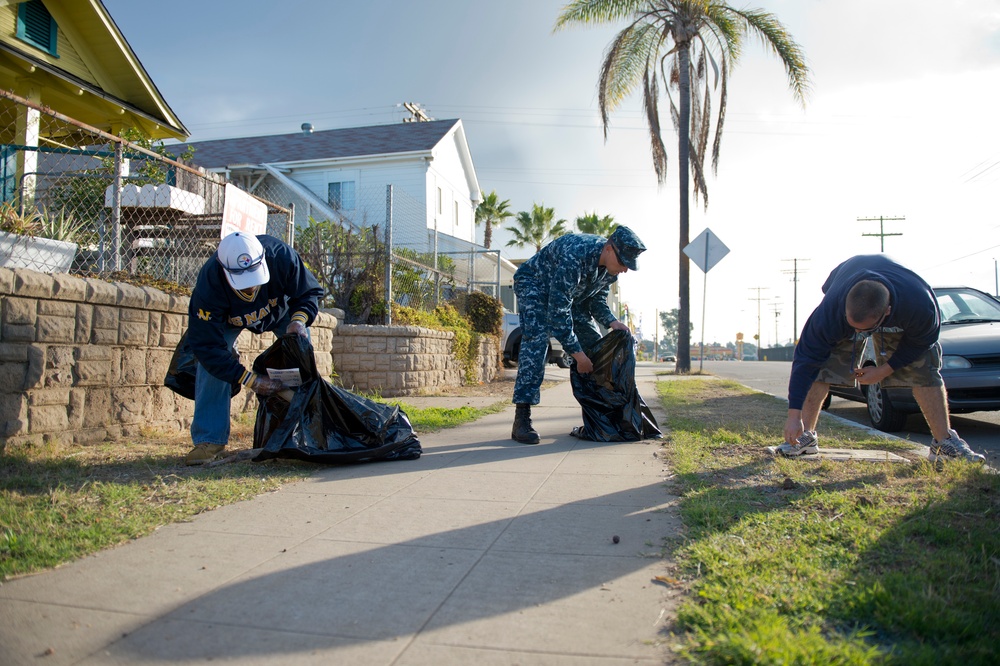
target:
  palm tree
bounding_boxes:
[475,190,512,249]
[556,0,810,372]
[575,212,617,237]
[505,203,569,253]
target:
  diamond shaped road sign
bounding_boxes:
[683,228,730,273]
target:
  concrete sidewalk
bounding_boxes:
[0,368,681,665]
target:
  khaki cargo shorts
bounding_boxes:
[816,329,943,389]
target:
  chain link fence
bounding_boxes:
[243,178,506,324]
[0,89,291,286]
[0,88,504,321]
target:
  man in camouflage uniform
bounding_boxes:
[511,226,646,444]
[781,254,985,462]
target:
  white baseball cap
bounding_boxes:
[216,232,270,291]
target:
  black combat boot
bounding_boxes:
[511,403,540,444]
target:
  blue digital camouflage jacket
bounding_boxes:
[513,234,618,355]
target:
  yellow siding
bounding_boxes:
[0,3,98,87]
[0,5,16,39]
[53,22,96,84]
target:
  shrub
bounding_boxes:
[392,303,480,383]
[466,291,503,337]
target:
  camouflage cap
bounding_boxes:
[608,226,646,271]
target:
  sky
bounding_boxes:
[102,0,1000,349]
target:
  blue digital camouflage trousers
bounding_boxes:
[512,287,605,405]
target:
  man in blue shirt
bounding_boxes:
[184,231,324,465]
[781,254,985,463]
[511,226,646,444]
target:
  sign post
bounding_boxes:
[682,228,730,372]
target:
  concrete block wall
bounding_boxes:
[330,324,500,397]
[0,268,499,448]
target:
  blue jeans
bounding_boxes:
[191,316,307,446]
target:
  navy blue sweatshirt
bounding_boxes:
[187,234,324,387]
[788,254,940,410]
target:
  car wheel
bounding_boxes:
[556,354,572,369]
[865,381,908,432]
[504,339,520,368]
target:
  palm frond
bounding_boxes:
[728,6,811,104]
[688,140,709,206]
[643,67,669,184]
[598,21,662,135]
[554,0,644,31]
[710,67,728,173]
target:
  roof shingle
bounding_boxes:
[166,119,460,169]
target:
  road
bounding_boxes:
[687,360,1000,467]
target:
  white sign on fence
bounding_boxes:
[220,183,267,238]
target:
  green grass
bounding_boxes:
[0,435,312,580]
[386,398,508,431]
[656,379,1000,665]
[0,399,506,580]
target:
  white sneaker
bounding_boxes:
[776,431,819,457]
[929,430,986,463]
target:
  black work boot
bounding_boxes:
[511,403,540,444]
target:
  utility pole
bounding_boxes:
[781,258,809,345]
[748,287,769,360]
[858,215,904,252]
[402,102,431,122]
[770,302,783,346]
[654,309,659,361]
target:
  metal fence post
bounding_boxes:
[110,141,123,271]
[433,219,439,307]
[385,184,393,325]
[467,249,474,295]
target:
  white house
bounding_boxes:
[167,120,476,248]
[166,119,519,308]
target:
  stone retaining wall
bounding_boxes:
[0,268,500,449]
[330,324,499,396]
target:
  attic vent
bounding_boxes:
[301,123,313,135]
[16,0,58,57]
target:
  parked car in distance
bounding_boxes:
[826,286,1000,431]
[660,355,676,362]
[501,310,573,369]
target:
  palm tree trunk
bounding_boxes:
[484,221,492,249]
[676,43,692,373]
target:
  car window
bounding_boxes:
[934,288,1000,322]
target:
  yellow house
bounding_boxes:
[0,0,186,140]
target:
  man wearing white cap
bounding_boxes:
[184,231,324,465]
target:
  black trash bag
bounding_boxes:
[164,330,241,400]
[569,329,662,442]
[250,334,422,464]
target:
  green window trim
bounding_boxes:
[16,1,59,57]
